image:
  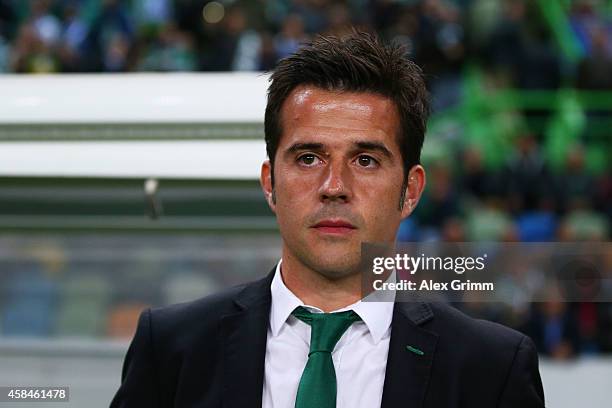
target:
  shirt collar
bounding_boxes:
[269,259,394,345]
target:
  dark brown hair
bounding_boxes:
[264,30,430,204]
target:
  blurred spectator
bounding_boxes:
[274,13,306,59]
[383,5,418,56]
[416,0,465,111]
[416,163,461,229]
[577,24,612,89]
[526,295,581,359]
[10,22,60,72]
[137,23,196,71]
[200,5,256,71]
[555,144,596,213]
[502,133,555,213]
[0,0,14,38]
[570,0,612,57]
[31,0,61,47]
[515,210,558,242]
[465,198,517,241]
[259,30,278,70]
[594,169,612,219]
[289,0,329,34]
[440,217,466,242]
[460,146,504,198]
[132,0,173,29]
[0,0,604,92]
[232,31,262,71]
[417,0,465,75]
[0,0,6,68]
[82,0,134,71]
[484,0,561,89]
[482,0,515,64]
[516,29,561,90]
[323,2,354,36]
[558,205,610,241]
[574,302,605,354]
[58,1,88,71]
[0,37,8,72]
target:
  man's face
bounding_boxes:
[261,86,425,280]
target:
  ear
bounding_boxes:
[260,160,276,213]
[401,164,426,219]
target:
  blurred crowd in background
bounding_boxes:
[0,0,610,359]
[0,0,609,82]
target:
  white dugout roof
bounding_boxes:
[0,73,269,179]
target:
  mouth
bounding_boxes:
[311,219,357,235]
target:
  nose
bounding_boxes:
[318,160,352,203]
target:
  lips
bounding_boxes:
[311,219,357,234]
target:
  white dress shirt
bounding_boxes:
[262,260,395,408]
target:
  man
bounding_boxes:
[111,32,544,407]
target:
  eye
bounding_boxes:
[297,153,321,166]
[356,155,379,168]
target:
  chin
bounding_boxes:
[314,267,358,281]
[285,235,363,279]
[307,251,362,280]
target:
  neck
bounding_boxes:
[279,250,362,312]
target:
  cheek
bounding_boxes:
[359,182,403,231]
[275,169,319,201]
[273,177,314,223]
[360,175,402,204]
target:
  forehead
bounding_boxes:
[279,85,400,147]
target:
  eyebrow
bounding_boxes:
[285,141,393,159]
[286,142,325,155]
[353,141,393,159]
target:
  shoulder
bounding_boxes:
[149,283,246,330]
[111,274,274,407]
[142,272,272,348]
[402,303,544,406]
[424,302,536,369]
[428,302,527,348]
[426,303,544,405]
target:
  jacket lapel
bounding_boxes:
[218,269,439,408]
[381,302,438,408]
[220,269,275,408]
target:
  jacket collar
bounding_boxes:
[220,266,438,408]
[220,268,275,408]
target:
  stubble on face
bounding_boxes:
[270,85,408,284]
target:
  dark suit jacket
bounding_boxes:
[111,268,545,407]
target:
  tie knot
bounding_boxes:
[292,306,361,353]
